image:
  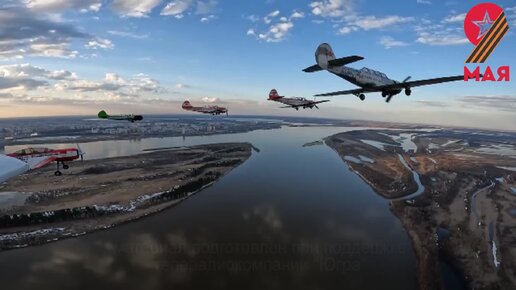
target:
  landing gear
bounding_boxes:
[386,95,394,103]
[382,92,387,98]
[358,94,365,101]
[405,88,411,96]
[55,161,62,176]
[295,107,299,111]
[55,161,68,176]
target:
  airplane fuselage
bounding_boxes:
[274,97,314,107]
[329,66,400,94]
[182,101,227,115]
[268,89,328,110]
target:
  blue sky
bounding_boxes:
[0,0,515,130]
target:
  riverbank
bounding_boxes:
[0,143,253,250]
[325,129,516,290]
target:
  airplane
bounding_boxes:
[182,100,228,116]
[268,89,329,110]
[98,110,143,122]
[303,43,473,103]
[7,146,85,176]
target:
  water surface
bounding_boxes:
[0,127,417,290]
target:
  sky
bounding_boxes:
[0,0,515,130]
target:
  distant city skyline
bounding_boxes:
[0,0,514,130]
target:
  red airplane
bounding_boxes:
[7,146,84,176]
[182,100,228,115]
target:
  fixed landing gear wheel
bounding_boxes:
[55,171,62,176]
[63,164,69,170]
[386,95,394,103]
[382,92,387,98]
[405,88,412,96]
[359,94,365,101]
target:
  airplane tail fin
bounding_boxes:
[98,110,108,119]
[303,43,363,72]
[182,101,193,110]
[268,89,282,100]
[315,43,335,69]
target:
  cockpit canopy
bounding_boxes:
[360,67,388,79]
[14,147,51,155]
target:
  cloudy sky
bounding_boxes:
[0,0,514,130]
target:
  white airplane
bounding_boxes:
[303,43,471,103]
[268,89,329,110]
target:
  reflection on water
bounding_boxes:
[0,127,417,290]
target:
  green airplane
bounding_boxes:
[97,110,143,123]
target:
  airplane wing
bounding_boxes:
[371,75,465,91]
[328,55,364,67]
[25,156,57,169]
[0,155,30,183]
[310,100,330,105]
[303,65,323,73]
[314,75,466,97]
[314,88,367,97]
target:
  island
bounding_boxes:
[325,129,516,290]
[0,143,253,250]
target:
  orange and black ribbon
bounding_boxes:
[466,11,509,63]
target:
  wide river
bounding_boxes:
[1,126,417,290]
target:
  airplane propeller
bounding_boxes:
[386,76,412,103]
[77,144,85,161]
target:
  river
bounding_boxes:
[0,126,417,290]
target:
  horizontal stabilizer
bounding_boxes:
[327,55,364,67]
[302,64,323,73]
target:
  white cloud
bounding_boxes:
[416,0,432,4]
[351,15,414,30]
[310,0,352,18]
[107,30,148,39]
[85,38,114,49]
[338,26,353,35]
[195,0,217,14]
[0,7,95,59]
[111,0,161,17]
[249,10,303,42]
[0,63,77,92]
[379,36,409,49]
[290,11,304,19]
[457,96,516,112]
[268,10,280,17]
[414,18,468,46]
[161,0,191,16]
[200,14,216,22]
[264,10,280,24]
[161,0,218,18]
[247,15,260,22]
[175,83,190,89]
[443,12,466,23]
[258,21,294,42]
[416,33,468,45]
[201,96,219,103]
[24,0,102,13]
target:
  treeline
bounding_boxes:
[0,175,219,228]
